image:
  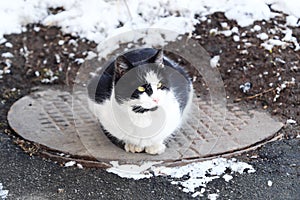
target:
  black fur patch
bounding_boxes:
[132,105,158,113]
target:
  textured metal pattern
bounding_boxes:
[8,89,283,166]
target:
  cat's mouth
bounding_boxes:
[132,105,158,113]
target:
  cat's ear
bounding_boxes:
[149,49,164,67]
[114,55,133,79]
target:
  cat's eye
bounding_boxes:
[157,82,163,89]
[137,86,145,92]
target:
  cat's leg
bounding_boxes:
[125,143,144,153]
[145,143,166,155]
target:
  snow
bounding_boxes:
[58,40,64,45]
[210,55,220,68]
[233,35,240,42]
[269,0,300,18]
[64,161,76,167]
[0,182,8,199]
[74,58,85,65]
[0,0,298,60]
[261,39,288,52]
[4,42,13,48]
[231,27,239,34]
[107,158,255,198]
[76,163,84,169]
[107,161,162,180]
[257,33,269,41]
[1,52,13,58]
[267,180,273,187]
[208,193,219,200]
[253,25,262,32]
[274,78,296,102]
[287,119,297,124]
[0,0,298,44]
[223,174,233,182]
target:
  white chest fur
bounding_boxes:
[88,89,183,147]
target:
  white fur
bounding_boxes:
[88,71,193,154]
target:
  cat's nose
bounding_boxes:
[152,98,159,103]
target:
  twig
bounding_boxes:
[234,88,275,102]
[123,0,133,21]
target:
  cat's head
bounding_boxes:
[113,49,173,113]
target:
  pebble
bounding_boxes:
[257,33,268,40]
[4,42,13,48]
[65,161,76,167]
[267,180,273,187]
[58,40,65,45]
[286,119,296,124]
[253,25,261,31]
[233,35,240,42]
[1,52,14,58]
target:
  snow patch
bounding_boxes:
[0,182,8,199]
[267,180,273,187]
[223,174,233,182]
[0,0,299,44]
[286,119,297,124]
[4,42,13,48]
[208,193,219,200]
[210,55,220,68]
[107,161,162,180]
[107,158,255,198]
[1,52,13,58]
[64,161,76,167]
[257,33,269,41]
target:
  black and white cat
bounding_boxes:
[88,48,193,154]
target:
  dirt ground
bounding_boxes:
[0,11,299,199]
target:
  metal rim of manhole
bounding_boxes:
[7,30,283,168]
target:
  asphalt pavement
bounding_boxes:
[0,131,299,200]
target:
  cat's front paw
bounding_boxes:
[145,143,166,155]
[125,143,144,153]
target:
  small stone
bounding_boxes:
[267,180,273,187]
[253,25,261,31]
[5,42,13,48]
[233,35,240,42]
[65,161,76,167]
[286,119,296,124]
[57,188,64,193]
[58,40,65,45]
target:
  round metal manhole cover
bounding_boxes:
[8,88,283,168]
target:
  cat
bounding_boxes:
[87,48,193,154]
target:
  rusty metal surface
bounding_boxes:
[8,89,283,167]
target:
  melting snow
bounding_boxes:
[64,161,76,167]
[1,52,13,58]
[208,193,219,200]
[267,180,273,187]
[0,182,8,199]
[0,0,299,46]
[287,119,297,124]
[107,158,255,198]
[107,161,162,180]
[210,55,220,68]
[257,33,269,41]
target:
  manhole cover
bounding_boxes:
[8,88,283,168]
